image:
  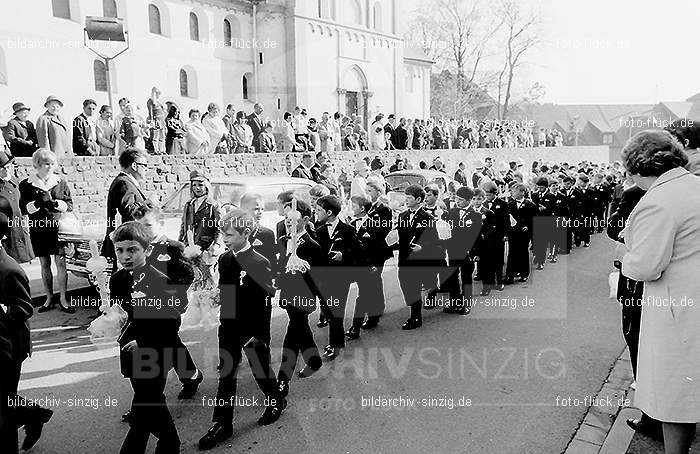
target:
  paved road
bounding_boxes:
[19,231,625,454]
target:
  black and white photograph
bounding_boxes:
[0,0,699,453]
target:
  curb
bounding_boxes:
[563,347,636,454]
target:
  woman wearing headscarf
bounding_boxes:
[621,129,700,454]
[19,149,74,313]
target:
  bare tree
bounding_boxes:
[494,0,539,120]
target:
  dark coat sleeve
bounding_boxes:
[607,186,645,243]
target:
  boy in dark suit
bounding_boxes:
[444,187,488,314]
[276,200,324,397]
[133,203,201,403]
[481,181,509,292]
[111,222,183,454]
[530,177,557,270]
[569,174,592,247]
[470,188,496,296]
[548,178,569,263]
[314,195,357,360]
[241,192,278,271]
[504,183,536,283]
[395,185,440,330]
[560,176,576,253]
[198,210,284,451]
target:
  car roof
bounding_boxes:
[387,170,454,180]
[203,176,314,186]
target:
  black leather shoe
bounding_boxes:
[453,307,468,315]
[345,327,361,340]
[298,364,322,378]
[37,304,54,313]
[323,346,343,361]
[22,407,53,451]
[361,318,380,330]
[502,278,514,285]
[518,276,529,283]
[178,369,204,399]
[550,256,558,263]
[583,242,590,247]
[316,318,328,328]
[480,287,491,296]
[278,379,289,398]
[536,264,544,270]
[121,410,134,423]
[626,417,663,442]
[496,284,505,291]
[401,318,422,330]
[257,398,287,426]
[58,303,76,314]
[198,423,234,450]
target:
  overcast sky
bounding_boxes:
[403,0,700,105]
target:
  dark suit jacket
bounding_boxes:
[278,232,324,312]
[246,113,264,152]
[5,118,38,157]
[314,219,357,296]
[432,127,444,149]
[607,186,645,243]
[291,165,314,181]
[567,187,590,219]
[72,113,95,156]
[365,201,393,265]
[218,247,274,342]
[178,197,220,251]
[412,126,422,149]
[0,248,33,363]
[396,208,440,266]
[259,131,277,153]
[395,126,408,149]
[251,225,277,274]
[445,207,489,261]
[508,199,537,241]
[101,173,146,258]
[147,236,195,315]
[383,123,396,147]
[485,197,510,238]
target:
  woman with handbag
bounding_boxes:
[19,149,74,313]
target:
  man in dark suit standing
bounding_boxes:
[291,153,317,181]
[313,195,356,360]
[101,148,149,269]
[246,103,265,153]
[383,114,397,149]
[199,210,284,451]
[395,185,440,330]
[72,99,99,156]
[504,183,536,283]
[482,182,509,291]
[395,118,409,150]
[276,200,324,397]
[0,203,53,453]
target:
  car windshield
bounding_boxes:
[386,174,427,192]
[161,182,312,213]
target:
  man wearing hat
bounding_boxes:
[35,96,72,158]
[5,103,38,158]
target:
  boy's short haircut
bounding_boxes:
[219,209,255,234]
[240,192,262,210]
[293,199,312,219]
[423,184,440,196]
[473,188,485,198]
[366,180,384,195]
[404,184,425,202]
[511,183,527,194]
[350,196,371,212]
[577,174,590,183]
[562,176,575,184]
[481,181,498,194]
[113,221,151,249]
[316,195,342,216]
[132,201,161,221]
[309,184,330,198]
[277,190,295,204]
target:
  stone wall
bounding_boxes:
[13,146,609,221]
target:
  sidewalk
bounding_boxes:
[565,347,700,454]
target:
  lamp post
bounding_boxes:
[83,16,129,111]
[247,0,266,102]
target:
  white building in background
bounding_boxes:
[0,0,431,128]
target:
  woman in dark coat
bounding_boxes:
[165,104,187,154]
[19,149,74,313]
[0,151,34,263]
[5,103,39,158]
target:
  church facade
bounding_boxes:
[0,0,431,127]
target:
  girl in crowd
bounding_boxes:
[19,149,74,313]
[95,105,116,156]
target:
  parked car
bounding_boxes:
[385,170,457,212]
[60,176,314,282]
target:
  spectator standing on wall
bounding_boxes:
[5,102,38,158]
[96,105,117,156]
[246,103,265,153]
[35,96,71,158]
[72,99,99,156]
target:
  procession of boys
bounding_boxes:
[2,146,626,453]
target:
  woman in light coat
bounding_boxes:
[201,102,228,154]
[621,129,700,454]
[185,109,210,154]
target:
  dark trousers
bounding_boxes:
[617,272,644,377]
[319,280,350,348]
[446,259,474,307]
[0,359,30,454]
[506,235,530,278]
[572,216,590,245]
[212,323,279,425]
[352,265,385,328]
[279,307,321,381]
[532,218,551,266]
[398,266,434,321]
[120,376,180,454]
[172,333,197,382]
